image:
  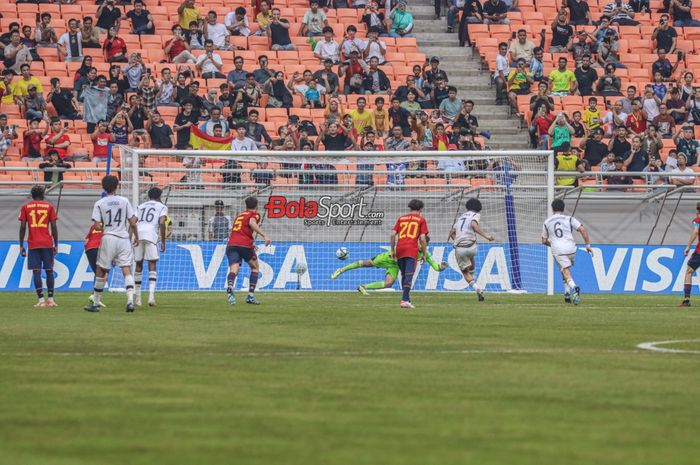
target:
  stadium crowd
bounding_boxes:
[0,0,502,188]
[458,0,700,187]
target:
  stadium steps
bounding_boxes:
[409,2,530,150]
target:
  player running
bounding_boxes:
[542,199,593,305]
[134,187,168,307]
[331,238,447,294]
[449,198,495,302]
[84,175,139,313]
[225,197,272,306]
[679,202,700,307]
[84,223,107,308]
[390,199,429,309]
[18,185,59,307]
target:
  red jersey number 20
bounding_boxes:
[394,214,428,259]
[398,220,419,239]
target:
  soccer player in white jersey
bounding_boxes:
[134,187,168,307]
[542,199,593,305]
[449,198,495,301]
[84,175,139,313]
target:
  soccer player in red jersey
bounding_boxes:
[390,199,429,309]
[226,197,272,305]
[84,223,107,308]
[680,202,700,306]
[18,186,59,307]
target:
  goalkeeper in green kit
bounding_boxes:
[331,238,448,295]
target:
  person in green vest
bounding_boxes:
[555,142,585,187]
[548,112,575,152]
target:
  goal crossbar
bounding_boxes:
[117,147,555,294]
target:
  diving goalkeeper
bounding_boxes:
[331,239,447,295]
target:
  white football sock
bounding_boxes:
[468,280,482,293]
[124,275,135,304]
[93,276,106,306]
[148,271,157,300]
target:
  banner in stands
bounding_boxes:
[0,242,693,294]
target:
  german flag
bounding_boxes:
[189,125,234,150]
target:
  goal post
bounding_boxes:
[112,147,554,294]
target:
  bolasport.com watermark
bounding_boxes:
[264,196,385,227]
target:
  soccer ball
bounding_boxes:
[295,262,308,275]
[335,247,350,261]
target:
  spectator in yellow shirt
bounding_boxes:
[254,0,273,36]
[506,58,534,108]
[0,70,20,105]
[371,96,390,137]
[548,57,578,96]
[348,97,374,134]
[178,0,201,30]
[14,64,44,99]
[582,96,602,131]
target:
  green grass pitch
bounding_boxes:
[1,291,699,465]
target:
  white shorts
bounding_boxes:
[97,235,133,269]
[455,244,477,271]
[134,241,160,262]
[554,253,576,270]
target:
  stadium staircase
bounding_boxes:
[409,0,530,150]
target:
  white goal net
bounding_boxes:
[111,148,554,294]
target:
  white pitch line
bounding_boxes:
[0,348,635,358]
[636,340,700,355]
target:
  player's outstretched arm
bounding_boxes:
[541,223,551,247]
[418,233,428,263]
[159,216,167,252]
[250,218,271,246]
[471,220,494,242]
[448,227,456,242]
[50,219,58,255]
[577,225,593,256]
[18,221,27,257]
[422,248,445,272]
[129,216,139,247]
[684,227,699,256]
[390,231,397,259]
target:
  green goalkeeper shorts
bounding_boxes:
[371,253,399,280]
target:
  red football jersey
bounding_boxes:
[227,210,261,248]
[393,213,429,259]
[18,200,58,249]
[85,224,103,251]
[693,217,700,254]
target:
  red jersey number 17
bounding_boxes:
[29,209,49,228]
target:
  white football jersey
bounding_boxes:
[92,195,136,239]
[136,200,168,244]
[542,214,582,256]
[453,211,481,247]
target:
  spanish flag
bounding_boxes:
[189,125,234,150]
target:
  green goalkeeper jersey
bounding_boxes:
[370,249,442,278]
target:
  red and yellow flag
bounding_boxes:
[189,125,234,150]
